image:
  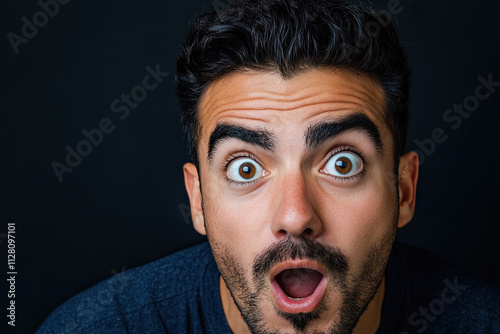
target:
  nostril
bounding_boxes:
[279,228,314,238]
[302,228,313,237]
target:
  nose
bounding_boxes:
[271,173,322,239]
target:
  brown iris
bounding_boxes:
[335,157,353,175]
[239,162,256,179]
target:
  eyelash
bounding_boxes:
[223,152,258,170]
[222,152,262,187]
[323,146,366,182]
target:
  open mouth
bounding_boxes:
[270,261,327,313]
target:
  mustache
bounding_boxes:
[252,235,349,284]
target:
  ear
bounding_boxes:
[183,163,206,235]
[397,151,419,228]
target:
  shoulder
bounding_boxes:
[392,241,500,333]
[36,242,217,334]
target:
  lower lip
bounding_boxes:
[271,275,327,313]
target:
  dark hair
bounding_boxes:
[176,0,410,168]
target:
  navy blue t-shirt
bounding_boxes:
[36,242,499,333]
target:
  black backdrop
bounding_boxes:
[3,0,500,333]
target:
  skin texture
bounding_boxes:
[183,68,419,333]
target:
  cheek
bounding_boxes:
[201,179,271,268]
[320,177,397,267]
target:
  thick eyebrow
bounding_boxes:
[207,124,276,164]
[305,113,383,154]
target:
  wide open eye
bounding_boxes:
[227,157,264,183]
[322,151,362,178]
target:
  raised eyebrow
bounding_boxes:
[305,113,383,154]
[207,123,276,165]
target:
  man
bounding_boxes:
[37,0,499,333]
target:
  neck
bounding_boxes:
[352,275,386,334]
[220,276,251,333]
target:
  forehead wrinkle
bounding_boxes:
[203,98,382,118]
[199,69,385,115]
[201,67,384,108]
[200,72,382,115]
[202,84,384,118]
[333,94,386,124]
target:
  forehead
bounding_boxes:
[197,68,387,151]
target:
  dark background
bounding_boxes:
[2,0,499,333]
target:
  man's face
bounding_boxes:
[184,68,415,333]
